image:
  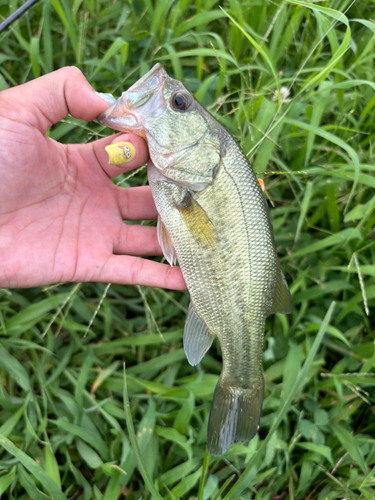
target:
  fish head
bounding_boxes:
[98,63,223,189]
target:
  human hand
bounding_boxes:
[0,67,186,290]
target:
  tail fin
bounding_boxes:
[207,376,264,456]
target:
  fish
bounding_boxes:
[97,63,292,456]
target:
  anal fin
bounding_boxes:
[184,302,215,366]
[157,216,177,266]
[269,268,292,315]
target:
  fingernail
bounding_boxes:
[105,142,136,165]
[95,91,116,106]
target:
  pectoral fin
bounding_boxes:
[157,216,177,266]
[177,192,218,248]
[184,302,215,366]
[269,268,292,315]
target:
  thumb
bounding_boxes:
[1,67,109,132]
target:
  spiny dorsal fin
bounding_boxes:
[184,302,215,366]
[269,268,292,315]
[157,216,177,266]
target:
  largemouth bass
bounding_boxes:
[98,64,292,455]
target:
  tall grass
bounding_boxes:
[0,0,374,498]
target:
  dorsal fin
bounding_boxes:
[184,302,215,366]
[269,268,292,315]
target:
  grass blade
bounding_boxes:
[331,424,367,474]
[122,364,163,500]
[0,434,67,500]
[219,7,280,96]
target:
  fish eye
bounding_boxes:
[170,91,191,111]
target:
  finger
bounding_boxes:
[117,186,158,221]
[2,67,109,132]
[96,255,187,290]
[113,224,162,256]
[91,133,149,178]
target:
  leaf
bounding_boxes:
[30,38,40,78]
[302,323,351,348]
[150,0,173,36]
[3,293,70,336]
[295,181,313,242]
[157,459,200,488]
[289,228,361,258]
[243,97,277,158]
[284,119,360,199]
[299,419,315,439]
[18,464,51,500]
[77,440,103,469]
[0,343,30,391]
[219,8,280,94]
[0,467,16,496]
[123,365,163,500]
[103,471,121,500]
[314,409,329,426]
[298,443,333,465]
[158,49,237,66]
[0,73,8,91]
[127,348,186,374]
[331,424,367,474]
[45,444,61,489]
[91,361,119,394]
[49,0,79,60]
[175,10,227,37]
[281,342,301,404]
[305,82,330,165]
[45,343,74,386]
[42,1,53,72]
[170,468,203,498]
[174,391,195,434]
[288,0,349,25]
[92,37,129,76]
[195,73,218,103]
[92,332,182,353]
[352,18,375,34]
[155,426,192,459]
[75,347,94,412]
[344,198,375,223]
[51,419,110,461]
[0,434,67,500]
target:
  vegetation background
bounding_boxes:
[0,0,375,498]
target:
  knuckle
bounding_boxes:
[153,231,161,253]
[60,66,85,81]
[118,187,130,217]
[163,264,173,288]
[130,258,144,284]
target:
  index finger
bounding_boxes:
[2,67,109,132]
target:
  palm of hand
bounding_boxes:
[1,123,118,286]
[0,68,185,290]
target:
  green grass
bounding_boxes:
[1,0,375,498]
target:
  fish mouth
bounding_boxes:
[97,63,168,135]
[97,95,139,133]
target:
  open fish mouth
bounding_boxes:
[97,63,168,134]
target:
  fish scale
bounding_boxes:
[98,63,292,455]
